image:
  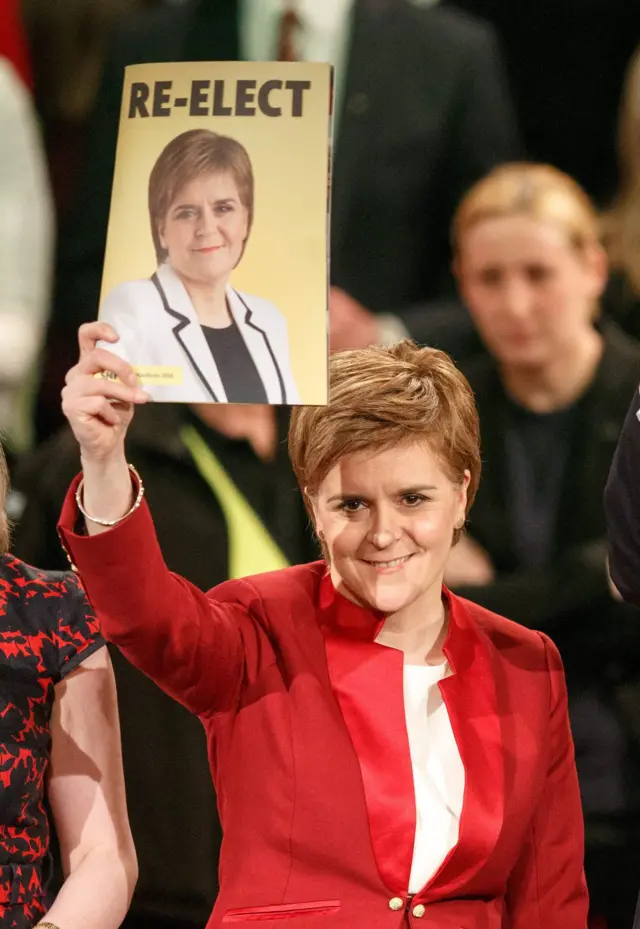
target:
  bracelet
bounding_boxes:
[34,923,62,929]
[75,463,145,527]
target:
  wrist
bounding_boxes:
[79,457,136,530]
[80,446,128,472]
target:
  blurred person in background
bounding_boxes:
[0,443,137,929]
[601,45,640,342]
[12,399,318,929]
[446,0,640,208]
[445,161,640,929]
[0,55,53,456]
[35,0,519,440]
[21,0,165,218]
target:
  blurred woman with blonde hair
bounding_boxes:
[448,160,640,927]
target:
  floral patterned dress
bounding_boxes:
[0,555,103,928]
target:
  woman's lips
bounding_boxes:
[195,245,223,253]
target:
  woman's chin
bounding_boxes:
[349,578,417,616]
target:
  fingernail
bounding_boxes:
[135,390,150,402]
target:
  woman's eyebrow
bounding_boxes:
[171,196,238,211]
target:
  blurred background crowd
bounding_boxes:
[4,0,640,926]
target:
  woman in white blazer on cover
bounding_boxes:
[99,129,299,404]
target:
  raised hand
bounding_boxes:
[62,322,150,533]
[62,322,149,464]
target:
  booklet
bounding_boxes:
[97,61,332,405]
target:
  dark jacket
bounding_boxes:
[12,403,317,927]
[453,324,640,856]
[446,0,640,205]
[456,323,640,655]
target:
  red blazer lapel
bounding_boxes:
[318,576,416,896]
[421,590,505,900]
[317,579,507,902]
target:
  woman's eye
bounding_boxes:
[402,494,426,507]
[527,264,554,283]
[339,500,365,513]
[176,209,197,220]
[479,268,501,286]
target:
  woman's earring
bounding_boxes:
[456,518,465,530]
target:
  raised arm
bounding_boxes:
[58,322,250,716]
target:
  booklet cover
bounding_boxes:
[97,61,332,405]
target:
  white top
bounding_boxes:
[403,662,465,893]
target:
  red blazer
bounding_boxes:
[58,484,588,929]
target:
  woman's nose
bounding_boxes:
[501,280,533,318]
[196,208,216,237]
[371,529,400,548]
[369,512,402,548]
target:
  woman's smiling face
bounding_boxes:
[313,441,469,616]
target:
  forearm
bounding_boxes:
[40,845,137,929]
[80,454,134,535]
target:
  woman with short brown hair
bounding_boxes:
[56,320,587,928]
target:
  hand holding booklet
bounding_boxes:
[97,61,332,405]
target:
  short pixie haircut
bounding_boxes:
[148,129,255,264]
[289,340,481,546]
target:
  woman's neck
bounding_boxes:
[376,592,448,665]
[183,276,231,328]
[499,328,604,413]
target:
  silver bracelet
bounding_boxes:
[75,463,145,527]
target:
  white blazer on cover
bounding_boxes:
[98,262,300,403]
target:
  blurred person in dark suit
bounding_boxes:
[36,0,519,440]
[11,399,317,929]
[601,45,640,343]
[444,161,640,929]
[21,0,165,217]
[447,0,640,208]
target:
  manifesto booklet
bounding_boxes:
[97,61,332,405]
